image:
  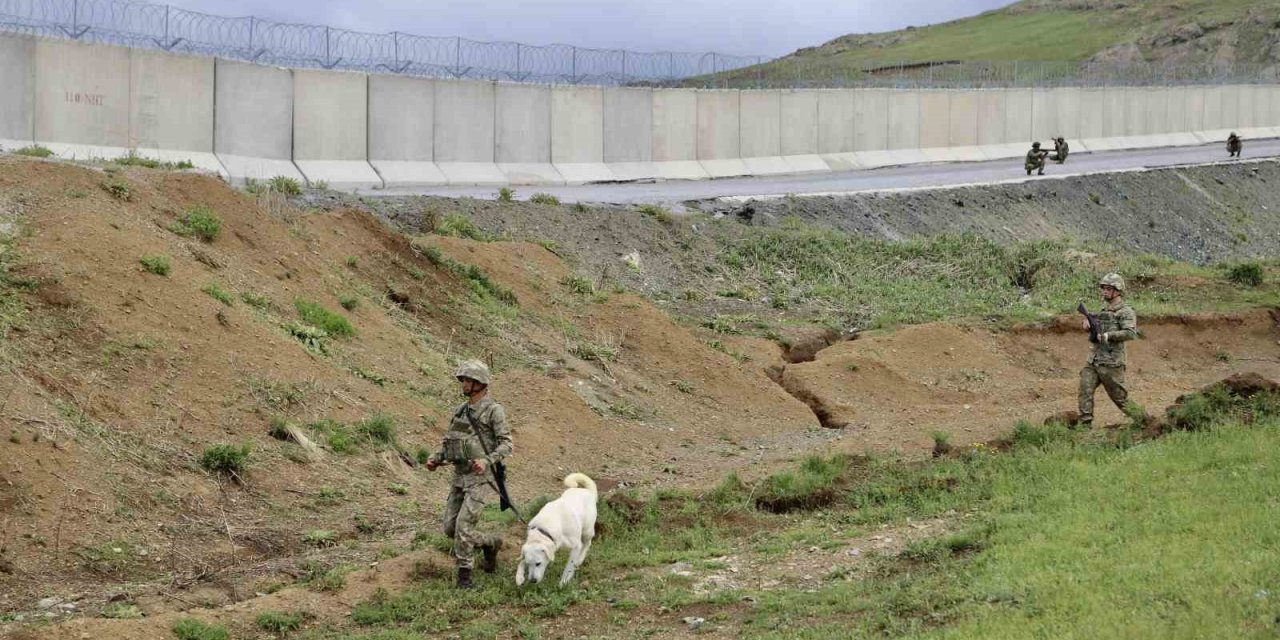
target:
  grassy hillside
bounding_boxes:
[709,0,1280,86]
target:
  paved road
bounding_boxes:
[372,139,1280,205]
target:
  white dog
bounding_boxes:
[516,473,598,586]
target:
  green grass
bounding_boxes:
[139,254,171,276]
[716,224,1280,329]
[170,205,222,242]
[201,283,233,306]
[171,618,229,640]
[356,413,397,445]
[200,443,250,476]
[256,611,305,633]
[112,151,194,171]
[269,176,303,197]
[435,213,493,241]
[415,242,518,307]
[12,145,53,158]
[529,192,560,206]
[294,299,356,337]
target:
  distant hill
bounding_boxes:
[710,0,1280,86]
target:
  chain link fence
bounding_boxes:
[2,0,1278,88]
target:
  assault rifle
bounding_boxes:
[1077,302,1101,344]
[460,406,524,523]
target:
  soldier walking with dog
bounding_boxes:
[425,360,513,589]
[1077,273,1140,428]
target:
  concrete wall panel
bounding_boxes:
[551,86,611,183]
[853,90,889,151]
[495,83,551,163]
[1004,89,1033,145]
[948,90,979,147]
[739,90,781,158]
[885,91,920,150]
[976,90,1006,145]
[367,75,444,186]
[1144,88,1170,135]
[918,90,950,149]
[0,35,35,147]
[780,90,820,156]
[817,90,855,154]
[1052,87,1081,139]
[433,80,504,184]
[1078,88,1106,139]
[128,50,213,154]
[696,90,747,177]
[1202,86,1224,130]
[213,59,300,182]
[292,69,379,189]
[34,39,130,156]
[1221,85,1242,130]
[1030,88,1057,142]
[651,89,705,179]
[602,87,655,180]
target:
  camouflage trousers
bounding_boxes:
[442,479,499,569]
[1078,364,1128,424]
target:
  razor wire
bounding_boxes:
[0,0,1277,88]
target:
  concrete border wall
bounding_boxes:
[779,90,827,173]
[368,74,445,187]
[292,69,381,189]
[434,79,504,185]
[816,90,856,169]
[696,90,747,177]
[651,89,705,180]
[495,83,561,185]
[602,87,656,181]
[127,49,221,174]
[0,35,35,149]
[34,39,131,159]
[551,86,611,184]
[213,59,302,184]
[739,90,787,175]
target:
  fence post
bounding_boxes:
[621,50,627,85]
[668,52,674,82]
[571,46,577,83]
[455,36,461,76]
[515,43,521,81]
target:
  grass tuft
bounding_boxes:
[294,299,355,337]
[139,254,171,276]
[172,619,229,640]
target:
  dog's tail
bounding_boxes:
[563,473,597,496]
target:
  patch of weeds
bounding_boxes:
[529,192,560,205]
[240,291,273,310]
[268,176,303,197]
[139,254,171,276]
[572,339,619,363]
[75,540,142,576]
[103,180,132,201]
[345,256,358,268]
[311,566,348,592]
[12,145,53,158]
[246,378,312,411]
[339,295,359,311]
[172,618,229,640]
[112,152,193,170]
[561,274,596,296]
[351,366,386,386]
[200,444,250,476]
[681,288,704,301]
[1226,262,1264,287]
[931,431,953,458]
[356,413,397,445]
[497,187,515,202]
[308,419,359,454]
[256,611,306,633]
[608,399,652,420]
[435,213,492,241]
[304,529,336,547]
[170,205,222,242]
[389,483,409,496]
[294,299,355,337]
[638,203,673,225]
[268,416,292,441]
[243,178,266,195]
[101,603,143,619]
[754,455,848,513]
[706,339,750,363]
[201,283,233,306]
[672,379,694,394]
[1215,349,1232,362]
[312,180,329,191]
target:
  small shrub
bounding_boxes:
[14,145,54,158]
[436,213,489,241]
[572,202,589,213]
[294,299,355,337]
[202,283,233,306]
[497,187,515,202]
[243,178,266,195]
[172,618,229,640]
[311,567,346,592]
[103,180,132,201]
[672,379,694,394]
[171,206,222,242]
[312,180,329,191]
[240,291,273,310]
[561,274,595,296]
[357,414,396,444]
[638,204,673,225]
[572,340,618,362]
[140,255,171,276]
[309,419,358,454]
[200,443,250,475]
[102,603,143,619]
[256,611,305,633]
[304,529,336,547]
[931,431,953,458]
[1227,262,1264,287]
[339,295,359,311]
[755,455,848,513]
[530,192,560,206]
[345,256,358,268]
[268,176,303,197]
[268,416,291,441]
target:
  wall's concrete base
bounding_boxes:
[295,160,383,191]
[0,139,34,152]
[699,158,751,178]
[978,144,1028,160]
[655,161,710,181]
[782,155,830,174]
[741,156,793,176]
[850,150,898,169]
[554,163,616,184]
[134,148,226,177]
[438,162,508,186]
[820,153,862,171]
[606,162,661,182]
[42,142,129,161]
[499,163,565,186]
[217,154,305,186]
[371,161,448,188]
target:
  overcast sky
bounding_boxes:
[164,0,1016,57]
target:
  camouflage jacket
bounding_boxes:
[431,396,513,486]
[1025,149,1046,168]
[1088,299,1138,367]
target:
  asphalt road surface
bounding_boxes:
[373,139,1280,205]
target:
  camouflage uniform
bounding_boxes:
[1051,137,1069,164]
[1079,275,1139,424]
[1227,133,1243,158]
[430,362,513,573]
[1025,143,1047,175]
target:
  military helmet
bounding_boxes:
[454,359,491,385]
[1032,141,1041,149]
[1099,273,1125,292]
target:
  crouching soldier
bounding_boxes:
[1051,137,1069,164]
[1078,273,1141,428]
[1025,142,1048,176]
[425,360,513,589]
[1227,132,1243,158]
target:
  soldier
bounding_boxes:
[425,360,513,589]
[1227,132,1243,158]
[1025,142,1048,176]
[1078,273,1140,428]
[1051,137,1069,164]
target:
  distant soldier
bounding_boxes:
[1025,142,1048,176]
[1077,273,1140,428]
[1050,137,1069,164]
[425,360,513,589]
[1227,132,1243,158]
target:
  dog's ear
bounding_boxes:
[515,560,526,586]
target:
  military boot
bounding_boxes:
[480,539,503,573]
[456,567,475,590]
